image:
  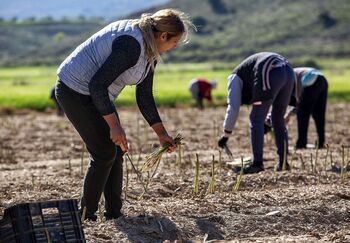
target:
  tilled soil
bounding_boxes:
[0,104,349,242]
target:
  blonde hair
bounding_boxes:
[132,9,195,69]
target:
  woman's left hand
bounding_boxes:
[151,122,176,153]
[158,134,176,153]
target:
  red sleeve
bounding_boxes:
[197,79,212,100]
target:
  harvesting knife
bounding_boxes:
[120,144,147,191]
[223,144,234,160]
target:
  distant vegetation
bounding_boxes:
[0,60,349,111]
[0,17,104,67]
[1,0,350,66]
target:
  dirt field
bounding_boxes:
[1,103,350,242]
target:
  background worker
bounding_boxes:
[264,67,328,149]
[50,87,64,116]
[55,9,194,221]
[218,52,295,174]
[188,78,217,109]
[290,67,328,149]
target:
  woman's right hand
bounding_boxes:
[103,113,128,153]
[110,126,128,153]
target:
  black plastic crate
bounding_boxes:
[0,199,85,243]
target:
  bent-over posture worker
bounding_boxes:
[55,9,194,220]
[290,67,328,149]
[188,78,217,109]
[218,52,295,174]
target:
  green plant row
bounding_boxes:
[0,61,349,111]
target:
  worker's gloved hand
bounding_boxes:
[264,114,272,134]
[264,123,272,134]
[218,136,229,148]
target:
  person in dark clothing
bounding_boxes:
[188,78,217,109]
[50,87,64,116]
[217,52,295,174]
[55,9,194,221]
[292,67,328,149]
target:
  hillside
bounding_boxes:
[157,0,350,62]
[1,0,350,66]
[0,0,168,20]
[0,21,103,66]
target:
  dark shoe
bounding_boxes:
[317,143,325,149]
[295,142,307,149]
[235,164,264,174]
[275,162,291,171]
[79,208,97,221]
[104,212,123,220]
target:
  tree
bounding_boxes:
[208,0,228,14]
[319,11,337,28]
[53,32,65,43]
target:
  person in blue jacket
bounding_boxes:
[55,9,194,220]
[218,52,295,174]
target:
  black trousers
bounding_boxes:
[196,96,204,109]
[296,75,328,148]
[55,80,123,218]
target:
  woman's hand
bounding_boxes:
[158,133,176,153]
[151,122,176,153]
[110,126,128,152]
[103,113,128,153]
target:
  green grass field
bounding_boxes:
[0,60,349,111]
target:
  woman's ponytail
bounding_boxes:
[133,9,196,69]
